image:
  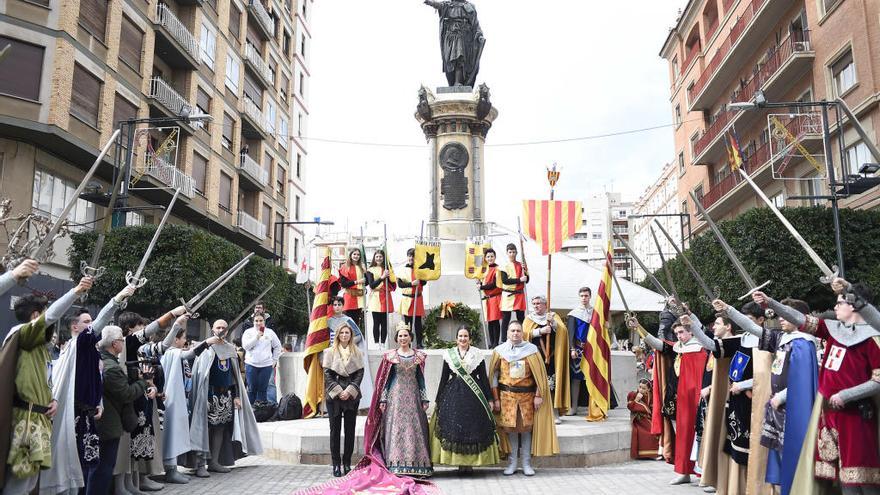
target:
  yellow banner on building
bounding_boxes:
[414,242,441,281]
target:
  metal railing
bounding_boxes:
[239,153,270,186]
[248,0,274,38]
[143,152,195,198]
[243,97,266,131]
[244,43,273,84]
[155,3,199,62]
[682,41,701,73]
[148,77,190,117]
[237,210,267,239]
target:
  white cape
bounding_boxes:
[160,348,193,460]
[40,336,81,495]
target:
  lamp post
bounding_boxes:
[273,219,335,267]
[725,90,880,277]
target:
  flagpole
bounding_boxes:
[544,165,560,363]
[383,223,390,349]
[411,222,424,347]
[471,224,490,349]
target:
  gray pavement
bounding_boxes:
[156,456,710,494]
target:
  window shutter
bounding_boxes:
[112,94,138,127]
[71,65,101,127]
[192,153,208,194]
[0,37,44,101]
[119,16,143,71]
[79,0,108,41]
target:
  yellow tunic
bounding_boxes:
[523,313,571,413]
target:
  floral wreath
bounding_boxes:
[423,301,483,349]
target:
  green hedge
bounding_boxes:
[640,206,880,322]
[68,225,309,336]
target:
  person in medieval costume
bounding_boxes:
[629,313,709,485]
[490,320,559,476]
[627,379,660,460]
[499,243,528,334]
[0,276,91,495]
[648,306,681,464]
[366,250,396,348]
[757,279,880,495]
[322,323,364,477]
[566,287,593,416]
[398,248,428,349]
[713,297,818,495]
[114,306,185,493]
[0,260,38,299]
[40,285,135,495]
[522,295,570,425]
[188,319,262,474]
[430,326,500,472]
[337,249,367,331]
[684,312,757,494]
[158,315,221,479]
[328,296,374,410]
[476,248,503,348]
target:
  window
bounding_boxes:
[125,211,144,226]
[279,117,288,147]
[204,0,216,12]
[299,72,304,97]
[294,237,299,263]
[802,173,823,206]
[276,164,285,196]
[219,172,232,211]
[243,71,261,104]
[196,87,211,130]
[280,73,289,102]
[112,94,138,127]
[0,37,44,101]
[672,56,679,78]
[296,153,301,178]
[263,151,272,180]
[831,50,856,96]
[265,98,276,132]
[690,132,699,159]
[32,169,96,232]
[770,191,785,208]
[302,0,307,18]
[297,113,303,137]
[71,64,101,127]
[674,105,681,126]
[678,152,685,176]
[79,0,108,41]
[276,212,285,248]
[686,81,695,105]
[591,232,602,240]
[192,152,208,195]
[222,113,234,150]
[225,54,240,92]
[694,184,704,201]
[283,30,291,58]
[262,203,272,236]
[201,23,217,69]
[682,199,689,216]
[119,16,143,72]
[228,3,241,40]
[300,34,306,57]
[295,195,300,220]
[845,141,870,175]
[823,0,842,14]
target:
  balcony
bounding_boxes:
[699,114,822,215]
[692,32,815,164]
[237,210,267,240]
[244,43,273,89]
[239,153,270,189]
[152,3,199,69]
[682,42,701,74]
[241,97,267,139]
[143,152,196,198]
[146,77,198,133]
[247,0,274,41]
[688,0,797,110]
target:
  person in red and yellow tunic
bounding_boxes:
[627,379,660,460]
[338,249,366,330]
[477,248,503,347]
[398,248,427,349]
[366,250,396,347]
[499,243,529,333]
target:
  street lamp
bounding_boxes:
[721,90,880,278]
[273,219,335,267]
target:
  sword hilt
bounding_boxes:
[819,266,840,285]
[124,271,148,289]
[180,298,199,320]
[80,261,106,279]
[736,280,773,301]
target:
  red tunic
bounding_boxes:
[480,264,502,322]
[674,343,709,475]
[807,319,880,486]
[628,391,660,459]
[338,263,365,311]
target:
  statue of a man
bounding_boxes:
[423,0,485,87]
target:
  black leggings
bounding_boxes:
[372,312,389,345]
[403,315,424,349]
[344,309,364,331]
[501,311,525,336]
[329,409,357,465]
[487,320,502,348]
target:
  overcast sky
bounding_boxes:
[303,0,684,238]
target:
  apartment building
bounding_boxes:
[630,162,684,282]
[660,0,880,232]
[560,191,633,278]
[0,0,313,280]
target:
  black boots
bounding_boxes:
[332,464,342,477]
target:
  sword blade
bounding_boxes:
[227,283,276,336]
[34,129,121,260]
[736,168,835,279]
[612,231,669,297]
[689,190,758,289]
[649,225,683,302]
[188,253,254,314]
[606,250,631,313]
[130,189,180,281]
[653,219,716,301]
[185,253,255,308]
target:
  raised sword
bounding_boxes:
[652,219,717,302]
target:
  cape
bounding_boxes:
[700,351,739,493]
[746,347,774,495]
[160,348,193,460]
[775,337,818,495]
[651,350,675,462]
[188,342,262,459]
[675,346,709,476]
[39,333,80,495]
[490,349,560,457]
[523,312,570,411]
[328,314,374,409]
[0,330,20,486]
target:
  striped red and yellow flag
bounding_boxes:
[581,243,613,422]
[301,247,332,419]
[521,200,583,255]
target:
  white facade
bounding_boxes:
[630,162,683,283]
[561,192,633,278]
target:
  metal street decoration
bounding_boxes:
[769,113,825,179]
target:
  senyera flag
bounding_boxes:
[581,243,612,421]
[521,200,583,255]
[301,247,332,419]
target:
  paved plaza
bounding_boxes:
[158,455,703,494]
